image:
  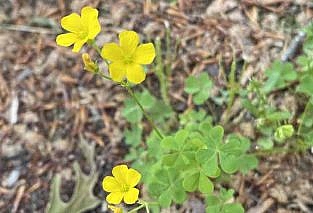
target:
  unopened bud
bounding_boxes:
[82,53,98,72]
[274,124,294,143]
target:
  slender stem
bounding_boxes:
[88,39,102,55]
[253,146,302,156]
[297,99,311,135]
[125,85,164,139]
[96,70,112,81]
[88,39,109,66]
[128,204,145,213]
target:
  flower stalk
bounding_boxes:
[124,85,164,140]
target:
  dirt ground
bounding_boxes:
[1,0,313,212]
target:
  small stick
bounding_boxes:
[281,31,306,62]
[0,24,58,34]
[12,185,26,213]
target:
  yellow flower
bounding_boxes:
[102,165,141,204]
[101,30,155,84]
[108,205,123,213]
[56,6,101,52]
[82,53,98,72]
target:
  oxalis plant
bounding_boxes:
[49,6,313,213]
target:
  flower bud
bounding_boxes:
[82,53,98,72]
[274,124,294,143]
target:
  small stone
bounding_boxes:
[2,169,20,188]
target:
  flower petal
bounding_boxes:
[106,192,124,204]
[112,165,128,184]
[109,62,126,82]
[123,188,139,204]
[56,33,78,47]
[60,13,82,33]
[102,176,121,192]
[126,168,141,187]
[126,64,146,84]
[119,31,139,54]
[72,38,87,52]
[101,43,124,62]
[81,6,101,39]
[134,43,156,64]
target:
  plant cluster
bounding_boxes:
[48,6,313,213]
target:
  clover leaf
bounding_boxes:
[206,188,244,213]
[161,130,203,169]
[197,125,257,174]
[297,74,313,97]
[149,168,187,207]
[124,124,142,146]
[184,72,213,105]
[262,60,297,93]
[182,167,214,194]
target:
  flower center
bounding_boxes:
[121,184,130,193]
[77,30,87,39]
[124,55,134,64]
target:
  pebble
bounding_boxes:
[2,169,20,188]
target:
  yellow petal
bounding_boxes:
[102,176,121,192]
[134,43,156,64]
[126,64,146,84]
[126,168,141,187]
[112,165,128,184]
[123,188,139,204]
[81,6,101,39]
[101,43,124,62]
[72,38,87,52]
[56,33,78,47]
[119,31,139,54]
[106,192,124,204]
[60,13,82,33]
[109,62,126,82]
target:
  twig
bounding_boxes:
[12,185,26,213]
[0,24,59,34]
[281,31,306,62]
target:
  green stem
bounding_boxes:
[88,39,102,55]
[128,204,145,213]
[297,98,311,135]
[96,70,112,81]
[124,85,164,139]
[253,146,302,156]
[88,39,109,66]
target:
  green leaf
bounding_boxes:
[183,172,199,192]
[262,60,297,93]
[161,130,197,168]
[297,75,313,96]
[124,124,142,146]
[149,100,173,124]
[219,135,256,174]
[184,72,213,105]
[223,204,244,213]
[122,97,143,123]
[158,190,172,207]
[206,188,244,213]
[122,89,156,123]
[237,155,258,174]
[198,172,214,193]
[265,111,291,122]
[149,168,186,208]
[138,90,156,109]
[182,170,214,194]
[257,138,274,150]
